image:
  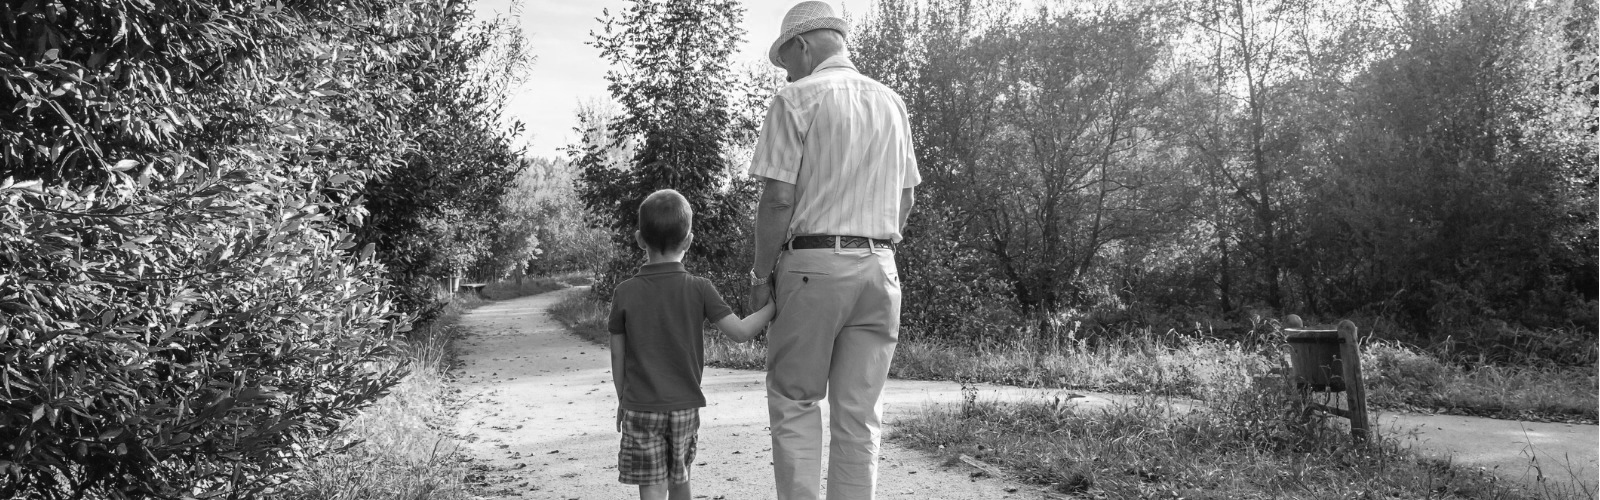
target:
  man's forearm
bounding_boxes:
[898,186,916,232]
[753,180,796,278]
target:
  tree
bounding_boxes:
[1182,0,1326,312]
[1310,0,1597,333]
[573,0,763,308]
[502,156,615,275]
[353,2,531,317]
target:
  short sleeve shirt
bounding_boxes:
[748,54,922,243]
[607,262,734,412]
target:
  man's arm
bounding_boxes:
[750,178,796,308]
[899,186,916,232]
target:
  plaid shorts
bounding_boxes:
[617,408,698,485]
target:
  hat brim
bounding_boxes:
[768,18,850,68]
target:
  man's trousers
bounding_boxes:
[766,246,900,500]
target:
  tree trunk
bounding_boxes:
[1218,227,1233,313]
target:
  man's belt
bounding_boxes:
[787,235,895,251]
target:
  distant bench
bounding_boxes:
[458,283,487,297]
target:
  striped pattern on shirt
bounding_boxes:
[748,55,922,243]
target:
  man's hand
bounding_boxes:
[748,278,774,318]
[615,407,624,433]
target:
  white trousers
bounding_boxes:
[767,247,900,500]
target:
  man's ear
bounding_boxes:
[634,230,646,251]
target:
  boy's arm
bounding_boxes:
[713,302,775,342]
[610,334,625,431]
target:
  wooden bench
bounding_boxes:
[458,283,487,298]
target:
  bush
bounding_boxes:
[0,0,520,496]
[0,175,406,498]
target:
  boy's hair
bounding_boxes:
[638,189,693,253]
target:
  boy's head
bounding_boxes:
[636,189,693,255]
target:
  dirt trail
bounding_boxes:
[449,288,1597,499]
[449,287,1058,499]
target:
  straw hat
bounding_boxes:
[768,1,849,68]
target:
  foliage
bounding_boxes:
[352,4,530,319]
[571,0,764,310]
[850,0,1597,346]
[855,0,1201,341]
[1,175,404,498]
[1305,0,1598,333]
[506,157,614,276]
[0,0,529,496]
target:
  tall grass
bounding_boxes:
[546,293,1598,422]
[1363,340,1598,422]
[478,271,588,301]
[892,377,1568,499]
[272,289,486,500]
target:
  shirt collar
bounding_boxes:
[634,261,686,277]
[812,54,857,75]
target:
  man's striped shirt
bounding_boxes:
[748,54,921,243]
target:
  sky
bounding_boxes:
[472,0,869,160]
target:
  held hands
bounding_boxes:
[747,272,775,318]
[715,277,776,343]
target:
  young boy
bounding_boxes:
[608,189,774,500]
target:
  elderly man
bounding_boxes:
[746,2,920,499]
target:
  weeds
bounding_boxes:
[548,290,609,345]
[479,271,587,301]
[270,289,492,500]
[894,375,1555,499]
[549,292,1597,422]
[1363,340,1598,422]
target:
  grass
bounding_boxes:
[273,289,481,500]
[478,271,588,301]
[891,382,1580,499]
[546,293,1598,423]
[1363,339,1598,423]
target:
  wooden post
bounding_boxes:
[1338,319,1369,442]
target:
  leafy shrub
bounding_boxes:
[0,174,406,498]
[0,0,521,496]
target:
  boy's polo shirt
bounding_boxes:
[607,262,734,412]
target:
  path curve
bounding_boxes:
[449,288,1597,498]
[449,287,1058,499]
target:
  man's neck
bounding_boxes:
[807,52,850,76]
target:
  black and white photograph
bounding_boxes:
[1,0,1595,498]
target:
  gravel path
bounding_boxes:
[448,288,1598,498]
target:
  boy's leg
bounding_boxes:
[663,408,699,499]
[619,410,670,492]
[638,484,668,500]
[667,480,691,500]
